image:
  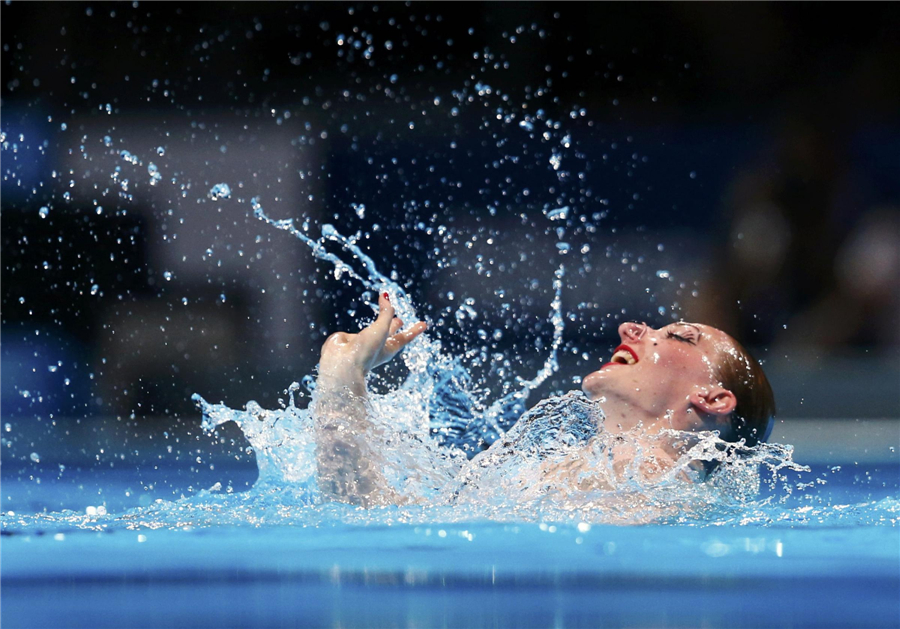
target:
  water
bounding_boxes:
[2,5,898,627]
[2,237,897,625]
[4,205,896,623]
[2,464,898,628]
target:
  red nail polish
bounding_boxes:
[383,292,390,301]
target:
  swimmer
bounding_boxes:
[313,291,775,506]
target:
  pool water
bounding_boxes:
[3,463,898,628]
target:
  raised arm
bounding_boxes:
[313,291,427,506]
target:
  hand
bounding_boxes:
[318,291,427,383]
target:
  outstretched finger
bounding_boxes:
[389,317,403,336]
[389,321,427,350]
[366,291,396,347]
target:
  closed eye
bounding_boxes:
[666,331,696,345]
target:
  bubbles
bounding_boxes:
[38,206,49,219]
[29,452,41,463]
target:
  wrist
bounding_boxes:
[317,360,367,394]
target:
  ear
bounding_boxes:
[689,386,737,420]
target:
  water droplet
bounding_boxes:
[156,146,165,156]
[90,284,100,295]
[30,452,41,463]
[656,270,670,279]
[208,183,232,200]
[689,171,697,179]
[163,271,173,281]
[544,206,569,221]
[38,206,49,219]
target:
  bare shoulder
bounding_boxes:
[610,439,684,483]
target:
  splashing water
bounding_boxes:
[3,184,893,529]
[4,188,869,532]
[2,203,828,531]
[2,7,894,538]
[188,379,822,526]
[10,373,892,531]
[251,199,566,446]
[171,213,816,527]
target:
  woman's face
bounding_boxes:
[581,321,736,424]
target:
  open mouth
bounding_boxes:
[603,344,639,368]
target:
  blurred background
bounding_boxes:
[2,2,898,505]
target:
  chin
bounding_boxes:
[581,370,605,399]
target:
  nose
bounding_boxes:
[618,321,648,343]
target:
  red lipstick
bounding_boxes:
[613,344,639,363]
[601,344,640,369]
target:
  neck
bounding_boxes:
[597,396,698,452]
[598,397,662,434]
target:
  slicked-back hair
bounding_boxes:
[714,337,776,448]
